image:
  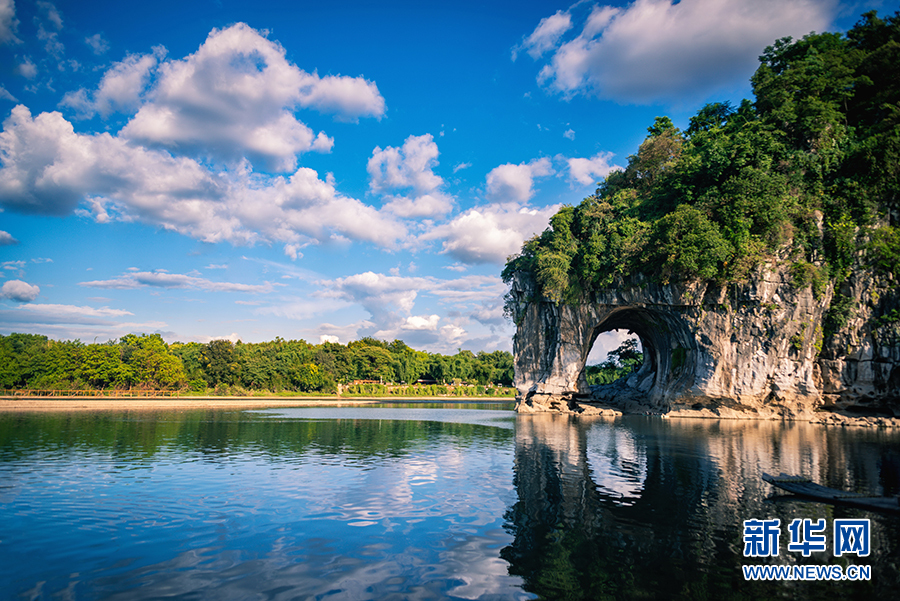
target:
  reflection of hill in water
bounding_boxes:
[503,415,900,600]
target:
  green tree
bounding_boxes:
[292,363,325,392]
[170,341,207,389]
[201,339,239,386]
[474,350,514,386]
[425,354,449,384]
[647,205,732,284]
[125,334,186,389]
[447,349,477,383]
[76,344,132,389]
[0,333,49,388]
[869,225,900,279]
[606,338,642,372]
[29,339,84,389]
[349,341,395,381]
[388,339,428,383]
[315,341,355,383]
[685,101,734,136]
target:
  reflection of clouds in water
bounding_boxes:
[102,535,533,601]
[585,423,647,505]
[334,455,441,527]
[442,535,532,600]
[90,435,524,600]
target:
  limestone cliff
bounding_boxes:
[509,252,900,421]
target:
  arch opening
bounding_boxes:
[578,307,697,407]
[584,330,643,386]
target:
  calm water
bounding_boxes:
[1,404,899,600]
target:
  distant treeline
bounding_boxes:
[0,333,515,394]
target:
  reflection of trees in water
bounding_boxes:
[502,415,900,600]
[0,409,514,461]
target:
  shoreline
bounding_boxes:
[0,396,515,412]
[520,399,900,428]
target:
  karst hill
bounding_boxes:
[503,12,900,422]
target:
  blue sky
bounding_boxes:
[0,0,889,357]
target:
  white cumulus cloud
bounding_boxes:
[0,105,407,248]
[0,105,226,217]
[0,230,18,245]
[424,202,560,264]
[320,272,504,326]
[316,272,506,352]
[37,1,62,30]
[513,9,573,60]
[61,47,166,118]
[295,70,385,121]
[85,33,109,55]
[382,193,453,218]
[17,302,132,318]
[368,134,453,218]
[403,314,440,331]
[566,151,620,187]
[1,279,39,302]
[485,157,554,203]
[0,0,19,44]
[527,0,838,104]
[324,271,427,322]
[120,23,385,172]
[0,300,180,343]
[17,57,36,79]
[261,272,507,353]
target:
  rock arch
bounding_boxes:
[507,263,899,418]
[511,277,714,413]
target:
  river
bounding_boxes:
[1,403,898,600]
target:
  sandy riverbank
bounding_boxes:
[0,396,514,412]
[0,396,373,412]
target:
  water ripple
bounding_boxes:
[0,408,524,600]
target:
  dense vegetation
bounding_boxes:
[503,12,900,312]
[0,333,514,394]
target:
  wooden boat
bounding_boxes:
[762,472,900,514]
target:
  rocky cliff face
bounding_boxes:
[509,254,900,421]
